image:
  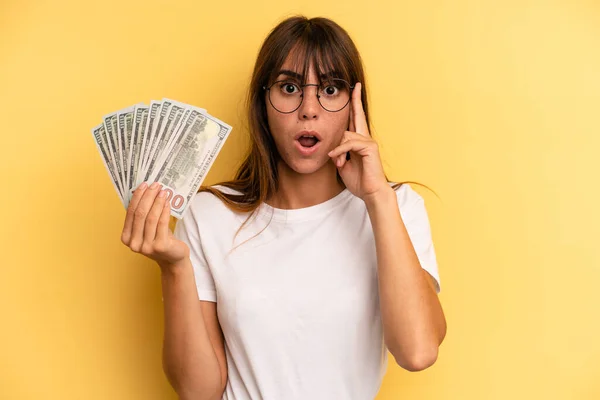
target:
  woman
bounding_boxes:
[121,15,446,400]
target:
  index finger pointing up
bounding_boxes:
[352,82,369,136]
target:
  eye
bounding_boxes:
[278,82,300,95]
[321,83,340,96]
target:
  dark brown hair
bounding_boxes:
[198,15,434,243]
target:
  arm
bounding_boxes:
[121,182,227,399]
[365,187,446,372]
[161,259,228,400]
[326,81,445,372]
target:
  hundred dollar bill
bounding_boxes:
[140,99,175,178]
[156,106,204,167]
[102,112,125,196]
[140,99,207,186]
[148,112,232,219]
[143,99,185,181]
[163,104,207,157]
[135,100,161,188]
[117,106,135,191]
[127,104,149,205]
[91,124,125,206]
[127,106,204,204]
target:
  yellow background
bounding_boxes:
[1,0,599,398]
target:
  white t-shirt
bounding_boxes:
[173,182,441,400]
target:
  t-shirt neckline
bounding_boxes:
[257,188,353,222]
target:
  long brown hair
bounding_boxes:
[198,15,434,242]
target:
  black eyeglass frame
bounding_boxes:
[262,78,355,114]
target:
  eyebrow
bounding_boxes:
[275,69,340,80]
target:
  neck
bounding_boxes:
[266,160,346,210]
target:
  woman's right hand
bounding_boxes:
[121,182,190,269]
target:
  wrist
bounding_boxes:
[363,186,396,210]
[158,258,191,276]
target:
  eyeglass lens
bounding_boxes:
[268,79,351,113]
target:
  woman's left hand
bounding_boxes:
[328,82,391,202]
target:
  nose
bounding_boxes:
[298,84,320,120]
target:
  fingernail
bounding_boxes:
[150,182,159,189]
[140,182,148,190]
[158,190,166,198]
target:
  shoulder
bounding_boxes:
[388,182,425,209]
[184,184,246,223]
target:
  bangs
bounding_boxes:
[267,26,355,86]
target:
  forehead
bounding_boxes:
[276,54,338,81]
[279,52,315,76]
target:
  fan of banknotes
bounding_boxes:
[91,98,232,219]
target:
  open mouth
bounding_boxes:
[297,135,320,148]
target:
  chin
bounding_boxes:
[287,158,329,175]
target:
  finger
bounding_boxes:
[339,131,364,165]
[155,195,172,244]
[349,102,355,132]
[336,130,363,166]
[339,151,352,167]
[352,82,369,136]
[143,188,168,245]
[339,150,354,169]
[339,146,360,168]
[328,139,370,162]
[338,132,350,166]
[130,182,163,252]
[122,182,148,245]
[342,130,367,144]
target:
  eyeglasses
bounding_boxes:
[262,78,354,113]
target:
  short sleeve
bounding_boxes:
[395,184,442,294]
[172,205,218,302]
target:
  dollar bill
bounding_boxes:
[135,100,161,188]
[94,100,230,214]
[126,106,204,204]
[149,111,232,219]
[127,104,149,205]
[156,107,204,167]
[141,100,208,185]
[141,99,175,177]
[91,124,125,206]
[140,99,179,182]
[102,113,126,196]
[117,106,135,191]
[162,104,207,157]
